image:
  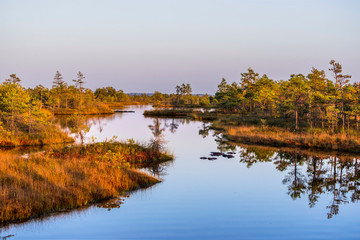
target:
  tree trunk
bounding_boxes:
[295,105,298,130]
[11,97,14,131]
[309,103,312,129]
[28,108,31,134]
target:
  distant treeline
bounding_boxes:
[94,83,211,107]
[23,72,211,109]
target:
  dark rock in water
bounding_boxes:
[114,110,135,113]
[208,157,217,160]
[210,152,222,156]
[200,157,207,160]
[210,151,221,154]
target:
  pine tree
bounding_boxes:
[329,60,351,130]
[73,71,86,109]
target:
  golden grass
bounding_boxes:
[53,103,114,115]
[104,102,125,109]
[0,128,74,147]
[0,141,173,225]
[223,125,360,153]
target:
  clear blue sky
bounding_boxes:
[0,0,359,93]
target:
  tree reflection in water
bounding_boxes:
[207,131,360,219]
[164,118,180,133]
[282,153,307,200]
[198,122,211,138]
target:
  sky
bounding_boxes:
[0,0,359,94]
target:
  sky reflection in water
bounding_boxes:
[1,105,360,240]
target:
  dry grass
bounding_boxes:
[0,127,74,147]
[223,125,360,153]
[0,141,173,225]
[53,105,114,115]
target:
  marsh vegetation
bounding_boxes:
[0,139,173,225]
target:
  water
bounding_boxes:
[1,105,360,239]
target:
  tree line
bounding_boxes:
[214,60,357,132]
[0,74,71,145]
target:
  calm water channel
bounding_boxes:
[1,105,360,239]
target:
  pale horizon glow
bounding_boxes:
[0,0,359,94]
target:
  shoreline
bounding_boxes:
[144,108,360,154]
[0,141,173,226]
[221,125,360,154]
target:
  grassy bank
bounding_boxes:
[104,101,150,109]
[222,125,360,153]
[104,102,125,109]
[0,141,173,225]
[144,109,194,117]
[0,126,74,147]
[144,109,218,121]
[53,103,114,115]
[144,108,360,153]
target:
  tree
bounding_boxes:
[329,60,351,130]
[52,71,66,109]
[0,75,30,131]
[253,74,276,116]
[174,83,192,104]
[307,68,329,128]
[33,84,47,106]
[282,74,309,130]
[5,74,21,84]
[352,83,360,132]
[53,70,64,87]
[73,71,86,109]
[215,79,243,112]
[240,68,260,112]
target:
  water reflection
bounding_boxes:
[198,122,211,138]
[55,115,115,144]
[206,133,360,219]
[164,118,179,133]
[148,118,166,155]
[97,195,128,211]
[0,234,14,239]
[3,106,360,239]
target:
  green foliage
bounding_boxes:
[214,60,359,133]
[0,75,73,146]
